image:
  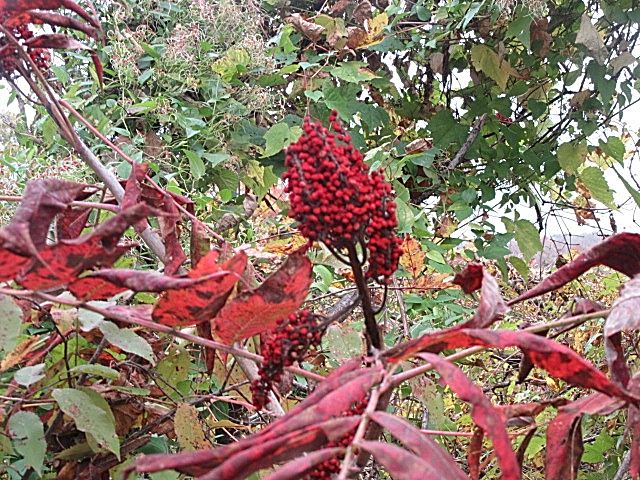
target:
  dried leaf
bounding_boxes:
[285,14,325,42]
[175,404,210,451]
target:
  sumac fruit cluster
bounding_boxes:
[251,310,324,410]
[283,111,402,283]
[0,19,51,75]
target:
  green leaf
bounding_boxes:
[509,256,530,281]
[614,169,640,208]
[202,152,230,167]
[212,47,250,82]
[557,141,588,174]
[14,364,46,387]
[304,90,323,102]
[599,136,625,162]
[322,81,361,121]
[579,167,616,208]
[52,388,120,458]
[184,150,206,181]
[8,411,46,475]
[155,349,190,400]
[261,123,303,158]
[329,62,378,83]
[98,321,155,365]
[470,44,517,91]
[0,294,22,354]
[505,10,532,49]
[69,364,120,380]
[395,198,415,234]
[514,219,543,262]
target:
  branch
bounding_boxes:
[447,113,488,170]
[347,244,382,350]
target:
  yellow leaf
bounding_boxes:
[174,404,210,451]
[357,12,388,49]
[264,234,308,255]
[470,44,518,91]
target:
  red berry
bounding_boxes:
[283,112,402,283]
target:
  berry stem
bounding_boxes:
[347,243,382,351]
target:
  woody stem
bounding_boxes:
[347,243,382,351]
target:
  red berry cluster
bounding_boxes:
[0,19,51,76]
[251,310,324,410]
[283,111,402,284]
[304,400,367,479]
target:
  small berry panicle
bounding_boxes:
[0,17,51,76]
[305,400,367,479]
[283,111,402,284]
[251,310,324,410]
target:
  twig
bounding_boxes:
[393,278,409,338]
[447,113,488,170]
[0,196,119,212]
[337,363,393,480]
[613,449,631,480]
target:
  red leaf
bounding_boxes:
[56,206,91,240]
[211,249,312,344]
[518,299,603,383]
[453,262,484,293]
[628,375,640,479]
[68,277,128,301]
[68,269,234,301]
[546,393,624,480]
[132,367,380,476]
[17,203,154,290]
[369,411,467,479]
[357,440,443,479]
[1,0,101,30]
[389,328,636,402]
[604,276,639,386]
[419,352,520,480]
[263,448,344,480]
[121,162,149,231]
[605,275,640,337]
[198,417,359,480]
[152,251,247,327]
[0,249,30,282]
[457,264,509,329]
[511,233,640,305]
[0,179,85,255]
[157,192,186,275]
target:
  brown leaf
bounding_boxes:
[285,14,325,42]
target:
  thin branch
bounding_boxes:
[0,195,119,212]
[447,113,488,170]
